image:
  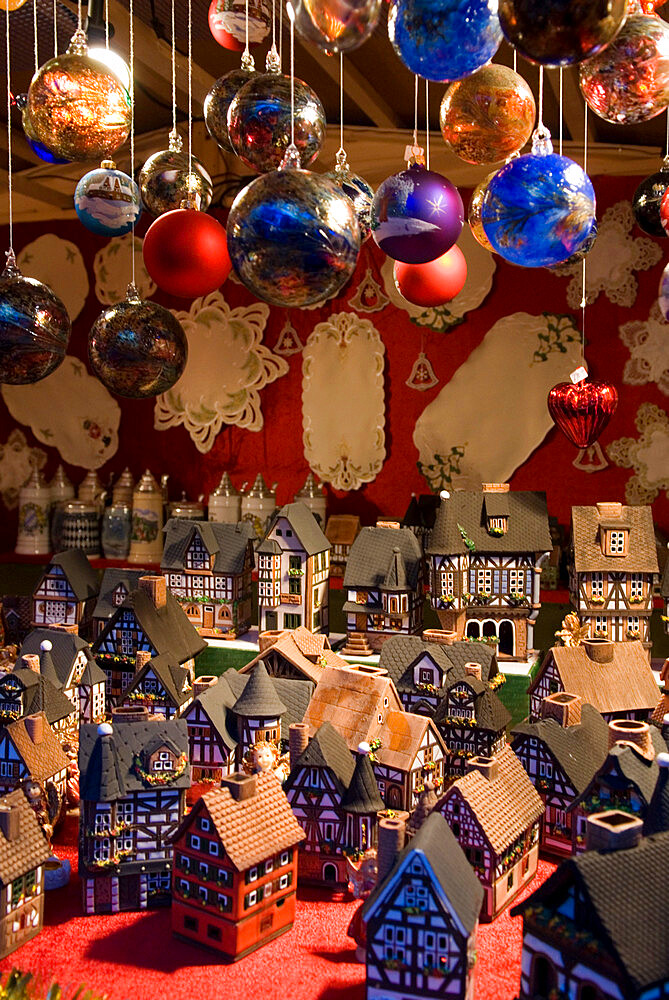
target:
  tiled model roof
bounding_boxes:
[512,703,610,794]
[512,830,669,994]
[261,502,330,556]
[161,519,254,575]
[571,504,658,574]
[93,588,207,664]
[240,628,347,685]
[7,667,75,727]
[379,635,498,687]
[283,721,355,797]
[232,661,287,718]
[122,654,191,708]
[0,788,50,886]
[325,515,361,546]
[21,629,93,689]
[434,678,511,733]
[79,718,190,801]
[447,744,544,855]
[341,751,384,814]
[6,713,69,782]
[39,550,99,601]
[529,643,660,716]
[425,490,552,555]
[93,569,147,622]
[645,759,669,835]
[571,732,666,813]
[361,811,483,934]
[402,494,440,532]
[661,558,669,599]
[175,772,305,872]
[343,527,422,591]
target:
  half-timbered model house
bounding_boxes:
[342,526,424,655]
[568,718,665,854]
[20,629,106,723]
[325,514,361,578]
[120,651,193,720]
[511,693,610,857]
[78,707,190,915]
[527,638,660,723]
[361,811,484,1000]
[161,518,254,638]
[570,502,658,651]
[91,569,146,640]
[0,656,76,734]
[284,722,383,888]
[31,550,99,638]
[512,814,669,1000]
[257,502,330,635]
[0,788,51,960]
[0,712,69,810]
[182,664,313,788]
[302,664,447,811]
[425,483,552,661]
[92,575,206,705]
[170,771,305,960]
[434,745,544,921]
[240,625,348,685]
[1,596,32,646]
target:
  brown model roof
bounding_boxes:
[6,713,69,782]
[240,628,348,685]
[445,744,543,855]
[325,515,361,546]
[571,505,658,574]
[0,789,50,886]
[529,643,660,716]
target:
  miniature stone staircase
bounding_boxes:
[341,631,374,657]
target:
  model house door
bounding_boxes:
[265,611,278,630]
[203,605,214,629]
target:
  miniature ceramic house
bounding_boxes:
[91,569,147,640]
[512,694,610,857]
[528,638,660,723]
[569,502,658,650]
[31,550,99,638]
[79,708,190,914]
[434,744,544,921]
[512,814,669,1000]
[324,514,361,578]
[0,712,69,809]
[0,656,77,734]
[170,772,305,960]
[425,484,551,661]
[361,811,484,1000]
[120,651,193,720]
[20,629,106,724]
[342,526,424,654]
[161,519,254,638]
[0,788,51,960]
[257,501,330,635]
[240,626,348,686]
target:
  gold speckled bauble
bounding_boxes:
[468,171,497,252]
[139,139,214,216]
[204,67,255,153]
[26,29,131,162]
[0,0,29,9]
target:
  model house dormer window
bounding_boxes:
[186,533,209,570]
[151,749,175,772]
[604,528,629,556]
[113,584,127,606]
[487,516,508,536]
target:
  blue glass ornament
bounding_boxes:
[388,0,502,83]
[74,160,142,237]
[481,127,596,268]
[226,147,360,307]
[547,218,597,270]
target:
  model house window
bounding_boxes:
[630,574,644,599]
[286,530,293,538]
[595,616,607,634]
[264,858,273,874]
[284,613,302,629]
[189,834,201,850]
[117,802,133,822]
[627,616,640,632]
[323,823,334,841]
[93,838,111,861]
[186,535,208,570]
[476,569,492,592]
[199,817,210,832]
[289,578,301,596]
[279,873,290,890]
[289,556,301,571]
[539,762,553,778]
[119,632,135,656]
[607,530,627,555]
[487,516,507,534]
[591,573,604,597]
[94,809,111,832]
[198,885,208,903]
[113,585,128,605]
[509,569,525,592]
[280,851,290,866]
[153,751,174,772]
[208,841,219,856]
[247,867,258,883]
[440,571,453,595]
[218,868,232,886]
[217,893,232,911]
[244,889,258,908]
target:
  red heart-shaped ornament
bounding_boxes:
[547,379,618,448]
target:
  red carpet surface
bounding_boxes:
[0,814,555,1000]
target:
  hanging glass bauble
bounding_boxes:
[658,260,669,319]
[0,251,70,385]
[394,245,467,306]
[547,378,618,448]
[208,0,271,49]
[388,0,502,83]
[74,160,142,236]
[468,171,497,252]
[481,127,596,268]
[632,158,669,237]
[440,65,536,165]
[325,150,374,242]
[26,28,131,162]
[88,283,187,399]
[138,134,214,216]
[142,207,231,299]
[548,218,597,268]
[579,11,669,125]
[203,64,255,154]
[292,0,382,54]
[371,162,464,264]
[226,149,360,307]
[498,0,628,67]
[227,71,326,173]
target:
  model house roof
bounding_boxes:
[512,830,669,994]
[260,501,330,556]
[3,667,76,727]
[20,629,94,689]
[445,744,544,855]
[240,628,347,685]
[0,788,50,886]
[645,760,669,835]
[161,519,254,575]
[341,751,384,814]
[94,588,207,665]
[122,654,191,709]
[232,662,287,719]
[93,569,148,622]
[343,527,422,591]
[37,550,99,602]
[379,635,498,687]
[284,721,355,796]
[571,733,666,813]
[529,642,660,717]
[435,679,511,734]
[175,772,305,872]
[425,490,552,555]
[661,557,669,598]
[512,703,610,794]
[402,494,440,532]
[6,713,69,782]
[325,514,361,546]
[361,811,483,935]
[571,504,658,574]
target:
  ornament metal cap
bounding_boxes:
[168,129,184,153]
[66,27,88,56]
[280,143,301,170]
[125,282,142,304]
[334,148,349,173]
[100,159,116,169]
[531,124,553,156]
[241,50,256,73]
[265,45,281,74]
[2,248,19,279]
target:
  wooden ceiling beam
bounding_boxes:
[300,45,402,130]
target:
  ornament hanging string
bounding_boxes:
[52,0,57,55]
[33,0,38,73]
[77,0,82,32]
[5,6,13,256]
[188,0,192,179]
[413,73,418,148]
[338,51,344,156]
[558,68,563,156]
[279,0,283,67]
[666,105,669,158]
[287,1,295,148]
[537,65,544,130]
[105,0,109,48]
[425,78,429,170]
[169,0,177,144]
[580,100,589,365]
[129,0,135,287]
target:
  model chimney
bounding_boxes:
[0,804,19,841]
[258,630,288,653]
[24,713,44,745]
[21,654,40,674]
[377,816,406,884]
[465,755,499,782]
[481,483,510,493]
[134,650,152,674]
[595,502,623,519]
[422,629,458,646]
[221,772,257,801]
[139,575,167,609]
[585,809,643,852]
[289,722,309,771]
[583,638,614,664]
[45,623,79,635]
[608,718,655,760]
[111,705,151,724]
[541,692,582,728]
[193,675,218,698]
[464,662,482,682]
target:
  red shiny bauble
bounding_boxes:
[547,378,618,448]
[208,0,270,49]
[142,210,231,299]
[393,245,467,306]
[660,184,669,235]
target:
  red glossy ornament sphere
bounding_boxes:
[660,184,669,235]
[142,210,231,299]
[547,378,618,448]
[208,0,270,49]
[393,245,467,306]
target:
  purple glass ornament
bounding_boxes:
[371,163,464,264]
